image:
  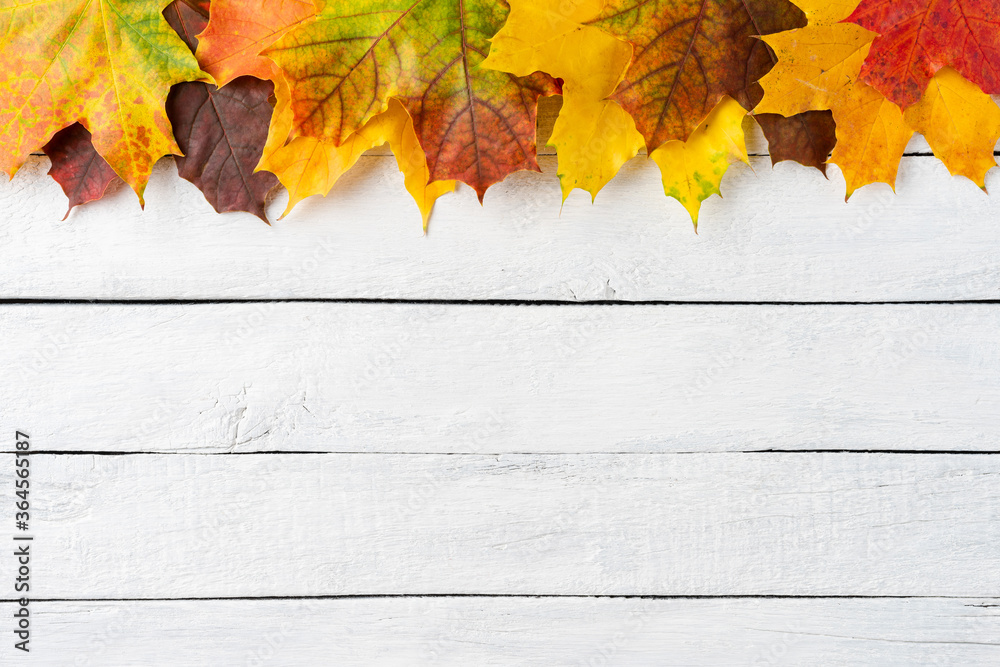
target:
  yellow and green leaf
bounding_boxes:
[0,0,210,201]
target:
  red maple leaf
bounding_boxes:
[845,0,1000,107]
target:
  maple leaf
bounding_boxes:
[164,0,279,221]
[844,0,1000,108]
[758,0,1000,194]
[756,9,912,195]
[650,96,749,226]
[262,0,559,199]
[167,76,281,221]
[586,0,838,178]
[484,0,775,222]
[195,0,316,86]
[482,0,644,200]
[903,67,1000,188]
[263,99,455,228]
[485,0,832,212]
[195,0,456,226]
[586,0,808,151]
[42,123,124,219]
[0,0,210,202]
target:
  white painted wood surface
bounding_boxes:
[7,453,1000,598]
[2,124,999,662]
[1,137,999,302]
[11,598,1000,666]
[2,303,998,453]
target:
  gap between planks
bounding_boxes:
[2,299,1000,305]
[7,595,998,602]
[12,450,1000,456]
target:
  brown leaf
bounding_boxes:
[755,111,837,174]
[164,1,280,222]
[42,123,124,220]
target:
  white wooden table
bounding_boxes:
[1,126,999,665]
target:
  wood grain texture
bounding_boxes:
[13,598,1000,666]
[3,303,997,453]
[9,452,1000,598]
[2,134,998,302]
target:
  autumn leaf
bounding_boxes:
[903,67,1000,188]
[484,0,776,221]
[650,96,749,226]
[545,89,645,201]
[756,8,912,195]
[195,0,456,226]
[262,0,559,199]
[585,0,838,177]
[264,99,455,228]
[755,111,837,175]
[42,123,124,219]
[167,76,281,221]
[258,81,456,227]
[195,0,316,86]
[844,0,1000,108]
[586,0,807,151]
[758,0,1000,194]
[482,0,644,200]
[485,0,833,210]
[164,0,280,221]
[0,0,210,202]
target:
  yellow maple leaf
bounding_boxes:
[904,67,1000,190]
[650,97,749,226]
[263,99,454,228]
[546,88,645,202]
[758,0,999,196]
[483,0,643,200]
[756,21,912,197]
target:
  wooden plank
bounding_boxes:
[2,135,998,302]
[3,303,998,453]
[13,598,1000,665]
[10,452,1000,597]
